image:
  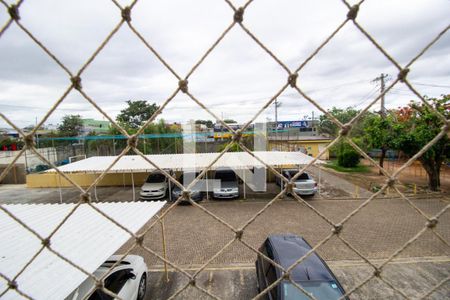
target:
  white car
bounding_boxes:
[277,169,317,196]
[140,171,170,200]
[66,255,148,300]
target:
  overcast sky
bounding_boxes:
[0,0,449,128]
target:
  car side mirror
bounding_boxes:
[124,271,136,281]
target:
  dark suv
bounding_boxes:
[255,234,348,300]
[171,172,205,203]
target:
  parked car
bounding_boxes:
[255,234,347,300]
[66,255,148,300]
[140,171,171,200]
[171,172,204,203]
[213,168,240,199]
[276,169,317,196]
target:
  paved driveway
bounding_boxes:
[145,258,450,299]
[120,197,450,266]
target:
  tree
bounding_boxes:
[195,120,214,128]
[116,100,159,130]
[318,107,373,138]
[223,119,237,124]
[320,107,371,168]
[58,115,83,137]
[391,95,449,191]
[363,113,395,173]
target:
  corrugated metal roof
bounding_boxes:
[0,202,165,299]
[46,151,323,174]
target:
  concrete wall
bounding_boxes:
[0,164,26,184]
[0,147,58,171]
[268,141,330,159]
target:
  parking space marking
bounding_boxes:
[147,256,450,272]
[328,256,450,267]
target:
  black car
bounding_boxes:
[255,234,348,300]
[171,172,204,203]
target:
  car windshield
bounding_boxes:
[215,171,236,182]
[178,173,199,186]
[286,171,309,180]
[282,281,343,300]
[146,173,165,183]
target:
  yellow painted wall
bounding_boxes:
[269,140,331,159]
[27,170,206,188]
[27,172,150,188]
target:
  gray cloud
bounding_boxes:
[0,0,449,128]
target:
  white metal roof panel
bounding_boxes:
[47,151,323,174]
[0,201,165,299]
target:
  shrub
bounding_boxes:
[338,149,360,167]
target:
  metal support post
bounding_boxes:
[131,170,135,201]
[243,169,246,200]
[159,216,169,282]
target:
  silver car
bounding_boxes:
[277,169,317,196]
[140,171,169,200]
[213,168,240,199]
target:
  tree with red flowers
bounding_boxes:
[390,95,449,191]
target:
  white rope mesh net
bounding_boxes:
[0,0,449,299]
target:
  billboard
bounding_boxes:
[276,120,309,129]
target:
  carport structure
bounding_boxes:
[34,151,324,201]
[0,201,165,299]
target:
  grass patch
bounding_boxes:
[324,160,371,173]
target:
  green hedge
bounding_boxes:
[337,149,360,167]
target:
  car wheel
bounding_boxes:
[137,273,147,300]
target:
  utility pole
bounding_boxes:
[373,73,389,117]
[274,99,282,140]
[372,73,390,174]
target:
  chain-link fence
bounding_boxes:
[1,0,449,299]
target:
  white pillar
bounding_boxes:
[206,170,209,201]
[281,167,284,192]
[168,176,172,202]
[318,165,322,197]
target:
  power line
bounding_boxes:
[411,82,450,88]
[0,103,90,111]
[351,85,380,109]
[305,79,369,93]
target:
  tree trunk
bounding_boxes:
[420,159,440,191]
[427,168,440,191]
[379,147,387,175]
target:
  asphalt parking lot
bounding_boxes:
[145,258,450,299]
